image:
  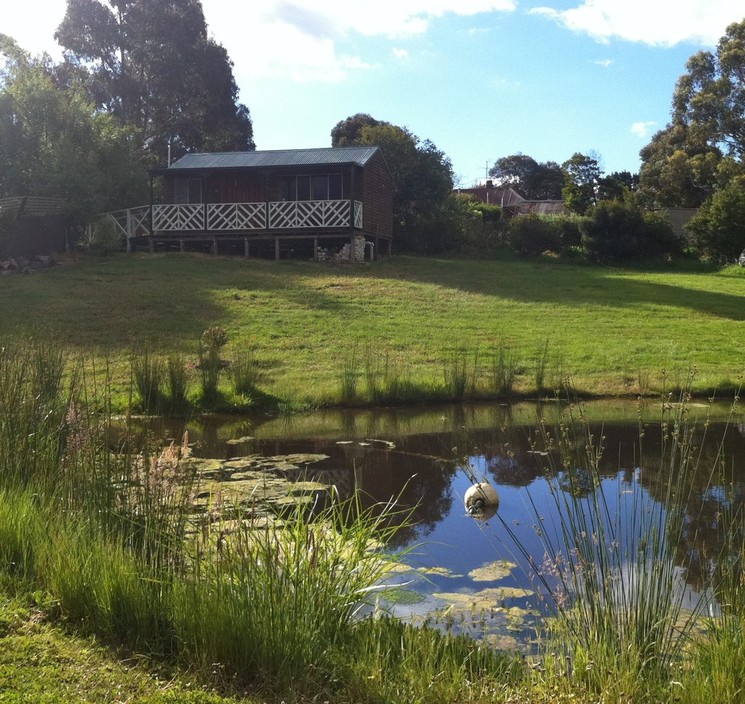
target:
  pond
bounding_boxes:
[130,399,745,652]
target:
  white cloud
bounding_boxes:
[205,0,516,82]
[594,58,614,67]
[631,121,657,137]
[5,0,517,82]
[529,0,743,47]
[392,47,410,60]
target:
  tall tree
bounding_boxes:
[639,20,745,208]
[331,113,386,147]
[673,20,745,160]
[561,152,601,215]
[55,0,254,163]
[489,154,564,200]
[0,33,146,213]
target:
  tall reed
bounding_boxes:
[501,391,718,699]
[131,352,164,413]
[444,348,478,400]
[490,340,520,397]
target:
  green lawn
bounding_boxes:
[1,253,743,406]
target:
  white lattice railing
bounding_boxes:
[269,200,362,229]
[104,206,151,239]
[207,202,266,230]
[150,200,364,232]
[152,204,205,231]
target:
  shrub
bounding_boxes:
[87,216,123,256]
[686,176,745,263]
[507,214,562,257]
[580,199,679,264]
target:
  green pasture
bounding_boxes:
[1,253,743,407]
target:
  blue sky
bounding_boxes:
[4,1,744,185]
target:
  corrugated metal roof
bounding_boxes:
[166,146,381,171]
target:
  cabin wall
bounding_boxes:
[362,152,394,239]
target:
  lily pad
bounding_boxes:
[468,560,518,582]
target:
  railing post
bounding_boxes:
[126,209,132,253]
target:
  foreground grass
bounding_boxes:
[0,593,247,704]
[0,253,743,409]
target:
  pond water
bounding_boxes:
[132,399,745,652]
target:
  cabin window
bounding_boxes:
[174,178,202,204]
[328,173,343,200]
[297,175,311,201]
[280,174,343,200]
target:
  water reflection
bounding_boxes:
[126,400,745,648]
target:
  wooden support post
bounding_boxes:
[275,237,280,261]
[179,239,185,252]
[212,237,218,255]
[244,238,249,258]
[313,237,318,262]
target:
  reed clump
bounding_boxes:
[500,385,745,702]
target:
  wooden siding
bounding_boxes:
[362,150,393,239]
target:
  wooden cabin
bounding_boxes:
[148,146,393,260]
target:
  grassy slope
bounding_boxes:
[1,253,743,404]
[0,594,254,704]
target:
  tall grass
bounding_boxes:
[131,352,164,413]
[175,494,410,689]
[166,354,189,408]
[444,348,479,401]
[499,389,744,700]
[229,347,260,397]
[0,342,528,701]
[490,340,520,397]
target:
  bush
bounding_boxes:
[507,214,562,257]
[686,177,745,263]
[87,216,123,256]
[580,199,679,264]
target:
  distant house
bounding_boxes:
[456,180,567,218]
[145,146,393,261]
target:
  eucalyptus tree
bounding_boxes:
[638,19,745,208]
[55,0,254,163]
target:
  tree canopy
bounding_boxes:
[0,33,146,214]
[639,19,745,209]
[561,152,602,215]
[55,0,254,163]
[488,154,564,200]
[332,114,457,254]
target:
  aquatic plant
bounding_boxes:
[499,387,744,700]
